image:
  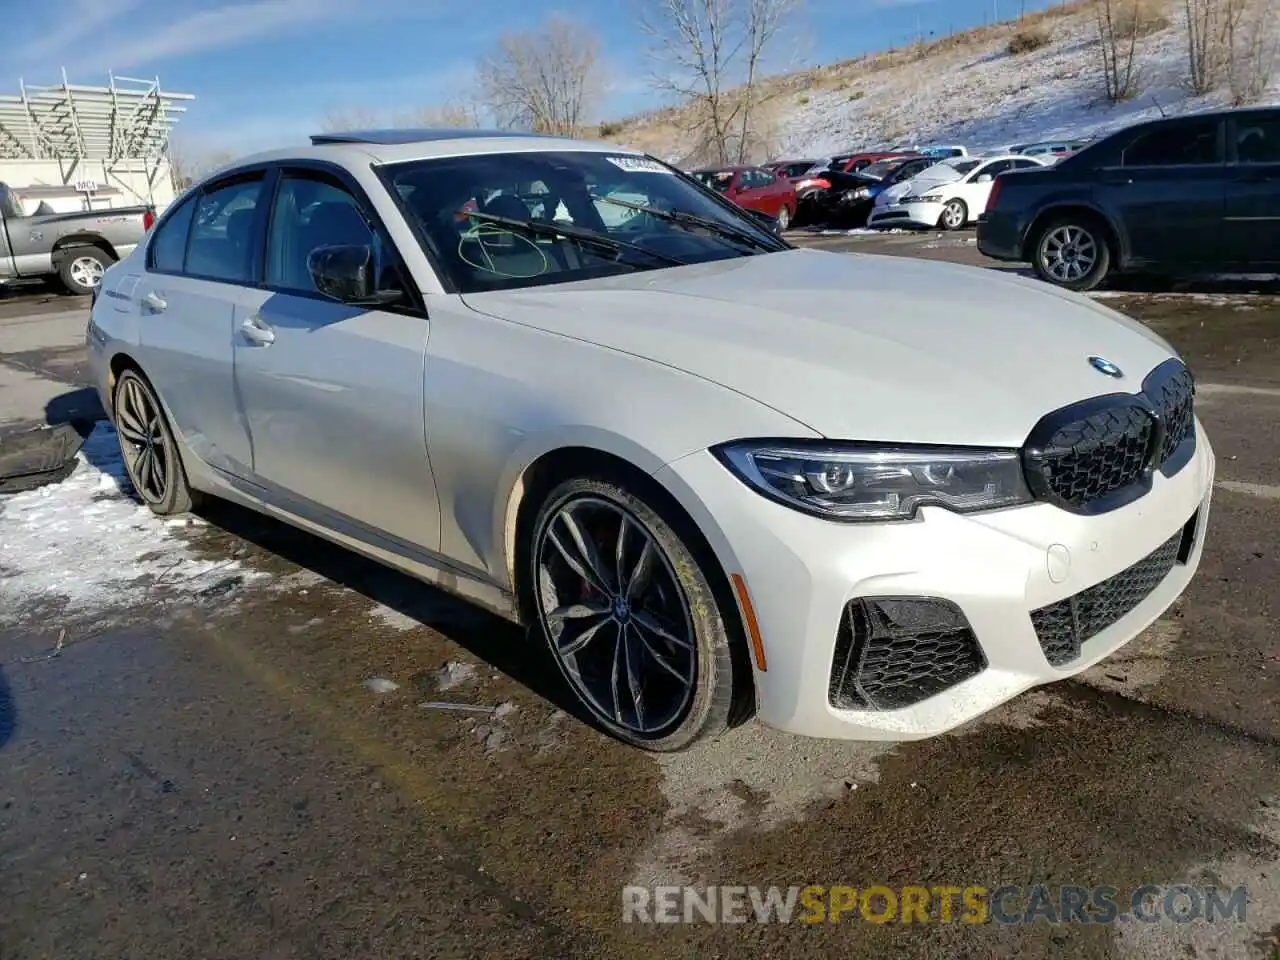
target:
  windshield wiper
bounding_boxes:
[590,195,785,253]
[458,210,687,267]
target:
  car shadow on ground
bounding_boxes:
[1100,274,1280,296]
[192,497,598,729]
[0,668,15,750]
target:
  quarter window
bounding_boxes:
[148,195,196,272]
[186,177,265,283]
[1123,120,1221,167]
[1235,118,1280,164]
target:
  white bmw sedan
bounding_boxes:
[86,130,1214,751]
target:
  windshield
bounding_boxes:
[384,152,780,293]
[920,158,980,181]
[858,160,903,179]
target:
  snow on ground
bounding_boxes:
[627,3,1279,162]
[0,423,255,626]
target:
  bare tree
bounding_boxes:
[1225,0,1278,104]
[402,97,484,129]
[1094,0,1144,101]
[476,17,603,136]
[319,107,383,132]
[165,140,234,191]
[640,0,799,165]
[1184,0,1227,93]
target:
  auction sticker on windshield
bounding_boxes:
[605,156,674,174]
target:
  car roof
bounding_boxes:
[218,128,645,172]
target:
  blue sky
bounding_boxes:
[7,0,1066,155]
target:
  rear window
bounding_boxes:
[1123,119,1221,166]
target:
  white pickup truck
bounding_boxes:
[0,182,155,295]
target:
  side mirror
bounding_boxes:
[975,174,993,183]
[307,244,403,306]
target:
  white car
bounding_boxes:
[869,154,1048,230]
[86,130,1213,751]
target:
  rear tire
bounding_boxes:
[58,247,113,296]
[775,205,791,232]
[1032,215,1112,291]
[529,476,737,752]
[112,369,200,516]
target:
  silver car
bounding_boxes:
[86,129,1213,752]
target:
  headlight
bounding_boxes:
[852,186,870,198]
[712,441,1032,521]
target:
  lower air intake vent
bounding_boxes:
[829,597,986,711]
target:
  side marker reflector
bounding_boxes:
[730,573,768,672]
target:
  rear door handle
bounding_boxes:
[141,291,167,311]
[239,315,276,346]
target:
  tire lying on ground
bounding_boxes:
[0,421,92,493]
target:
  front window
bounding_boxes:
[384,152,781,293]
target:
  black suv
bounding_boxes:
[978,108,1280,290]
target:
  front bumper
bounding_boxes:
[654,422,1215,740]
[867,200,944,229]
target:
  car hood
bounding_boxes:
[459,249,1178,447]
[880,165,968,200]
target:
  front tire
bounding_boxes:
[938,199,968,231]
[1032,216,1111,291]
[775,205,791,232]
[529,477,737,752]
[58,248,113,296]
[112,369,200,515]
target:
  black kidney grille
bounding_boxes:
[1030,517,1193,666]
[1150,363,1196,468]
[829,598,986,711]
[1022,360,1196,513]
[1025,404,1154,509]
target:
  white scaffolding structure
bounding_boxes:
[0,71,194,161]
[0,72,195,210]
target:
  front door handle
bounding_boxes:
[141,291,167,311]
[239,315,276,346]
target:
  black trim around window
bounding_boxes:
[254,159,428,318]
[143,158,428,318]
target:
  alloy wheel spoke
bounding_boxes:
[149,442,166,494]
[557,615,611,658]
[634,627,691,684]
[134,446,154,494]
[116,417,147,444]
[547,600,611,623]
[552,509,614,595]
[609,620,625,723]
[633,609,693,651]
[625,538,655,603]
[622,625,646,729]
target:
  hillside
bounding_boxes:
[611,0,1280,163]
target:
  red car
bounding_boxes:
[691,165,798,230]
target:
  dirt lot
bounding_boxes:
[1,238,1278,959]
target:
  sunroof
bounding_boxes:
[309,128,564,146]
